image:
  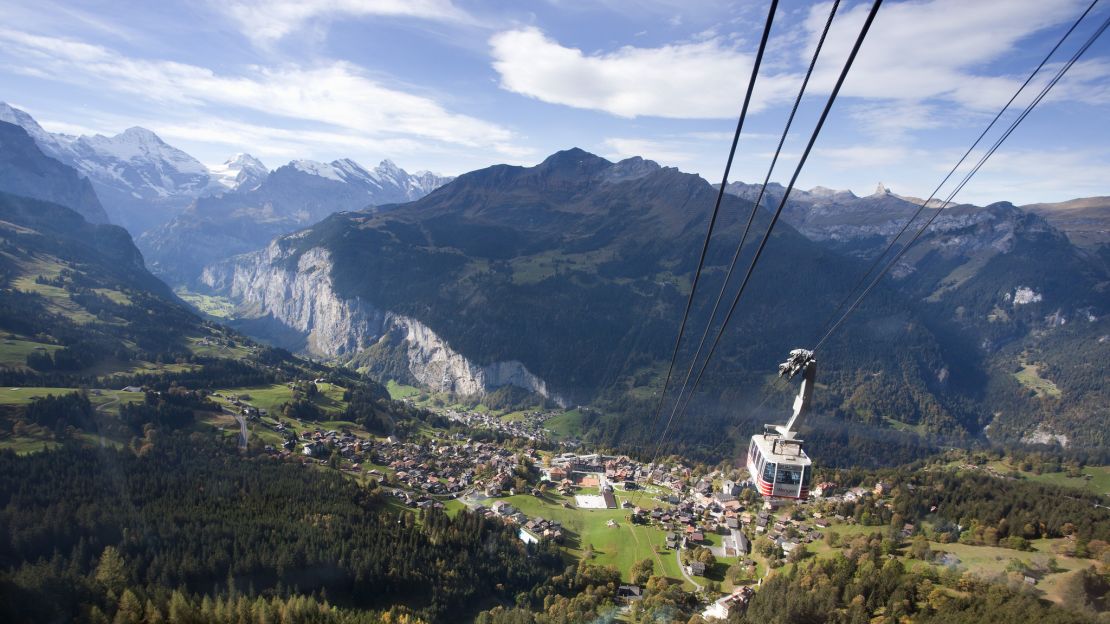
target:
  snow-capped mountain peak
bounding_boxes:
[0,101,70,154]
[332,158,375,184]
[283,156,453,203]
[0,103,225,231]
[291,159,344,182]
[209,153,268,192]
[80,127,208,177]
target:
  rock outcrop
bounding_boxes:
[201,241,563,404]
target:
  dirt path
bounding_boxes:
[95,395,120,448]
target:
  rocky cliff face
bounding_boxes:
[201,242,563,404]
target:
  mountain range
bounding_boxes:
[0,121,109,224]
[0,100,1106,457]
[724,180,1110,252]
[139,157,454,285]
[0,102,220,233]
[197,147,1110,456]
[0,103,455,284]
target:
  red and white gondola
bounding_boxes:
[745,349,816,501]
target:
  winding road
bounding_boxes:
[676,548,703,590]
[223,406,248,450]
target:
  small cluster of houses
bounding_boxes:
[474,500,566,544]
[299,428,369,459]
[437,407,553,442]
[546,452,694,490]
[214,392,267,420]
[371,437,535,497]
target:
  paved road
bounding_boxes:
[676,548,703,590]
[223,406,248,449]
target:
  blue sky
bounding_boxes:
[0,0,1107,204]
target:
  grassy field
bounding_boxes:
[1013,361,1061,398]
[883,416,928,435]
[982,460,1110,497]
[185,336,254,360]
[175,288,237,319]
[93,288,131,305]
[0,386,90,405]
[487,492,699,589]
[10,258,101,324]
[0,338,62,367]
[794,519,1097,607]
[544,409,586,438]
[1023,466,1110,496]
[508,250,613,286]
[386,380,421,400]
[443,498,467,517]
[0,386,147,413]
[12,274,97,324]
[212,382,349,416]
[0,387,148,454]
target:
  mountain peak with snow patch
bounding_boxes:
[209,153,268,192]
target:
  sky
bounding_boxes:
[0,0,1107,205]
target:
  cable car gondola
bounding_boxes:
[746,349,816,500]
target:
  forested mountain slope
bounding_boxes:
[197,148,1105,459]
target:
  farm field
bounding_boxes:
[796,518,1099,607]
[982,460,1110,497]
[174,288,237,319]
[385,380,421,400]
[211,382,349,416]
[1013,361,1062,398]
[543,409,586,438]
[0,386,149,453]
[0,338,62,367]
[481,491,728,590]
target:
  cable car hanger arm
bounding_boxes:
[771,349,815,438]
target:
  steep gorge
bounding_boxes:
[201,240,564,404]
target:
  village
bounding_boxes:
[210,383,1076,622]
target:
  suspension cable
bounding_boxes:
[662,0,842,460]
[656,0,885,467]
[634,0,779,472]
[814,0,1102,343]
[813,10,1110,353]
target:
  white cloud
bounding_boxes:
[218,0,475,44]
[489,27,800,118]
[806,0,1105,110]
[490,0,1108,124]
[0,29,522,155]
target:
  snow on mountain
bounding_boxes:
[0,103,453,235]
[65,127,215,199]
[289,157,453,203]
[0,102,71,155]
[292,159,345,182]
[0,102,218,232]
[209,153,268,192]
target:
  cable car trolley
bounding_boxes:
[746,349,816,500]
